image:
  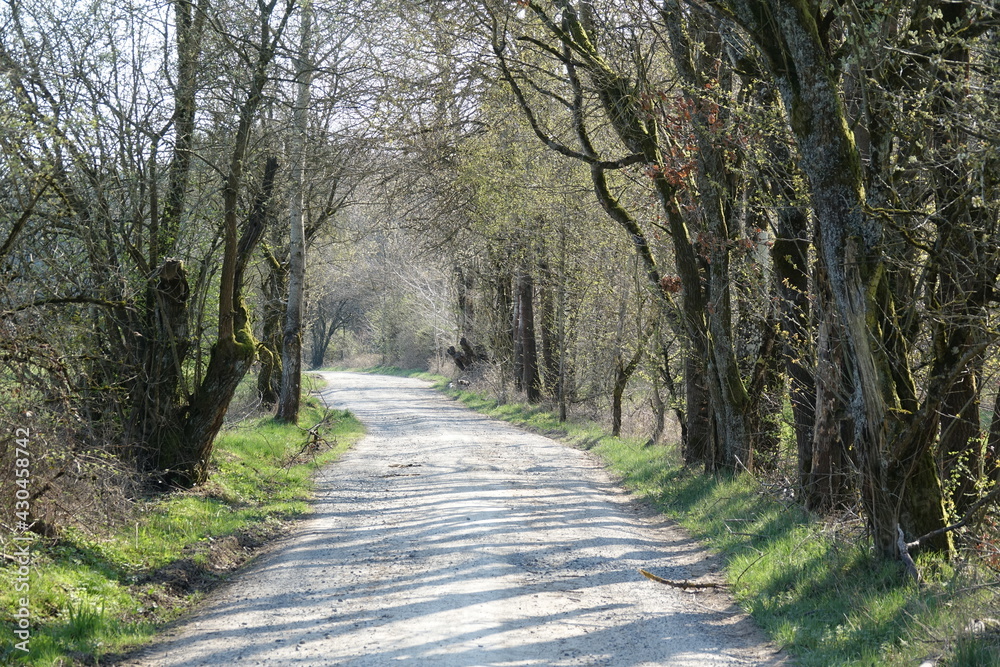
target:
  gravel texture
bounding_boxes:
[122,372,788,666]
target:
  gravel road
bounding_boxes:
[123,372,787,666]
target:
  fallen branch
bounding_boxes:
[639,569,723,589]
[907,483,1000,553]
[897,525,921,583]
[28,468,67,504]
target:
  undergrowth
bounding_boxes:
[438,380,1000,667]
[0,378,364,666]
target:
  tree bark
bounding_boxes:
[138,258,190,471]
[131,0,206,469]
[744,307,783,471]
[511,274,523,393]
[770,165,818,497]
[154,0,209,266]
[649,374,666,447]
[662,0,751,471]
[538,259,559,394]
[684,355,712,466]
[807,261,852,511]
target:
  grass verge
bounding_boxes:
[0,382,364,666]
[435,382,1000,667]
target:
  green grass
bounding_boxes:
[438,382,1000,667]
[0,383,364,666]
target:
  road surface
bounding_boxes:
[122,372,786,666]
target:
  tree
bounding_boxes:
[489,0,768,470]
[699,0,1000,558]
[277,0,313,423]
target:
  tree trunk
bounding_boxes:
[538,260,559,394]
[308,320,331,369]
[308,300,347,369]
[277,2,313,424]
[557,232,569,422]
[611,365,626,438]
[649,374,666,447]
[658,342,687,449]
[611,343,643,437]
[937,331,984,516]
[132,0,205,469]
[662,0,752,471]
[927,2,987,516]
[511,274,523,393]
[684,355,712,466]
[177,333,256,484]
[456,265,475,337]
[744,308,783,471]
[155,0,208,265]
[161,156,278,486]
[517,270,541,403]
[807,264,853,511]
[138,259,190,470]
[257,253,285,405]
[771,183,817,497]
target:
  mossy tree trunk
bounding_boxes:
[161,157,279,486]
[662,0,753,470]
[717,0,953,557]
[130,0,206,470]
[256,252,285,405]
[138,259,191,471]
[806,258,853,511]
[158,0,288,486]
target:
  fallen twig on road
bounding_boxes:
[639,569,724,589]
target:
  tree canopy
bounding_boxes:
[2,0,1000,577]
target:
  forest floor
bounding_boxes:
[116,371,787,666]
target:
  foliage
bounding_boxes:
[3,0,1000,660]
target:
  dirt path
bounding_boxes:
[123,372,786,666]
